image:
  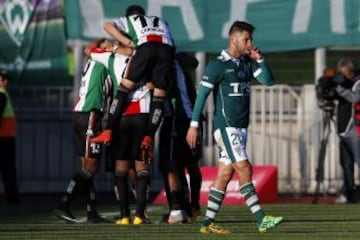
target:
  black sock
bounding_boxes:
[86,179,97,214]
[135,170,150,217]
[115,171,130,218]
[170,190,183,210]
[60,169,92,207]
[189,167,202,210]
[148,96,165,137]
[178,172,192,217]
[106,85,130,130]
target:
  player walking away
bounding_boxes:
[53,39,116,223]
[91,5,175,165]
[186,21,283,234]
[158,53,202,224]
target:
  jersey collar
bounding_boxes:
[220,50,241,65]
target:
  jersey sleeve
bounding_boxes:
[175,61,193,119]
[113,17,127,32]
[252,59,276,86]
[191,60,222,127]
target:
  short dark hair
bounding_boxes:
[175,52,199,70]
[229,21,255,35]
[95,38,107,48]
[125,5,145,17]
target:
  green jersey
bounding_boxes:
[191,50,275,129]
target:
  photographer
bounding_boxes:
[334,58,360,203]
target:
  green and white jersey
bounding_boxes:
[73,59,112,113]
[191,50,275,129]
[90,49,128,86]
[90,49,151,114]
[113,15,174,47]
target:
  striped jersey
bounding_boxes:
[90,48,151,115]
[191,50,276,129]
[73,59,113,113]
[113,15,174,47]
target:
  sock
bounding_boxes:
[163,175,172,211]
[240,182,265,225]
[203,187,225,226]
[169,190,183,210]
[178,171,192,217]
[115,171,130,218]
[106,85,130,130]
[147,96,165,137]
[135,170,150,217]
[188,166,202,210]
[60,169,92,207]
[86,179,97,215]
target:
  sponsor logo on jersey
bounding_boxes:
[0,0,34,46]
[229,82,250,97]
[140,27,165,34]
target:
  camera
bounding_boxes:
[315,68,347,113]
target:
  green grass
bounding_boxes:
[1,201,360,240]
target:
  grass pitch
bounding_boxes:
[1,198,360,240]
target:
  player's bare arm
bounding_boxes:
[103,22,134,48]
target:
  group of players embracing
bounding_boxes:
[53,5,202,226]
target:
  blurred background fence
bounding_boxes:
[0,84,354,195]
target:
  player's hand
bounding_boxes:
[186,127,199,150]
[140,136,153,164]
[249,46,263,61]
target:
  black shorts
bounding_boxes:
[159,117,198,173]
[111,114,148,161]
[72,111,103,159]
[124,42,175,90]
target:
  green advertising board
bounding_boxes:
[0,0,68,86]
[65,0,360,52]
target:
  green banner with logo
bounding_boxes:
[0,0,68,86]
[65,0,360,52]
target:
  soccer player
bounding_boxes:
[90,41,152,225]
[53,39,116,223]
[110,81,153,225]
[158,53,202,224]
[91,5,175,165]
[186,21,283,234]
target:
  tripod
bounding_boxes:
[312,109,336,204]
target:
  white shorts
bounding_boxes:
[213,127,248,165]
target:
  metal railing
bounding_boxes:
[0,85,354,194]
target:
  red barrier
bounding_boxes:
[153,165,278,205]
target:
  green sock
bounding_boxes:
[203,187,225,226]
[240,182,265,225]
